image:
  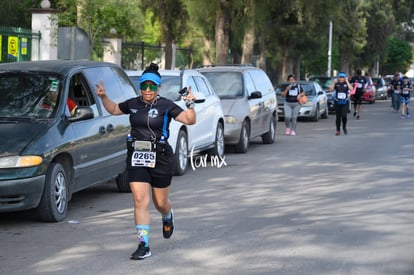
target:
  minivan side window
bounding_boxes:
[111,67,138,97]
[83,66,136,116]
[244,72,256,95]
[69,72,99,117]
[248,70,272,94]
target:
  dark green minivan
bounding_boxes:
[0,60,136,221]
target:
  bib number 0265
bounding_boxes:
[131,151,156,168]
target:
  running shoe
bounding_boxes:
[343,128,347,135]
[285,128,291,135]
[407,112,410,118]
[290,130,296,136]
[163,209,174,239]
[336,131,340,136]
[130,242,151,260]
[400,115,405,119]
[356,115,360,120]
[353,111,356,117]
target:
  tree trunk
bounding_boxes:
[215,0,230,64]
[164,40,173,69]
[202,38,214,65]
[282,50,294,81]
[257,31,266,70]
[340,50,352,75]
[241,0,255,65]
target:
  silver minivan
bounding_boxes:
[196,65,277,153]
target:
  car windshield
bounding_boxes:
[309,77,332,90]
[201,72,243,98]
[0,71,64,119]
[158,76,182,101]
[372,78,384,88]
[129,75,181,102]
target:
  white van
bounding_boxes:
[196,65,277,153]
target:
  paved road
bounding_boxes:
[1,100,414,275]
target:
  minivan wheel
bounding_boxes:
[174,130,188,175]
[116,169,131,193]
[37,162,68,222]
[234,121,249,153]
[209,122,225,158]
[262,116,276,144]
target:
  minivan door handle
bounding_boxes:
[99,126,106,135]
[107,124,114,133]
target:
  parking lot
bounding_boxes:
[1,100,414,275]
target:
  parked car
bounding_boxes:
[372,77,387,100]
[308,76,334,92]
[0,60,138,222]
[326,91,336,114]
[275,81,329,121]
[195,65,277,153]
[361,77,376,104]
[127,69,224,175]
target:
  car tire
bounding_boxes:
[37,162,68,222]
[312,105,320,122]
[209,122,225,159]
[234,121,249,153]
[116,170,131,193]
[174,130,188,175]
[262,115,276,144]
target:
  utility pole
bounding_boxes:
[327,20,333,77]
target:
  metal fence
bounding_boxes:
[122,41,192,70]
[0,26,41,63]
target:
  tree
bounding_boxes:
[240,0,255,65]
[360,0,395,75]
[0,0,37,28]
[183,0,216,65]
[141,0,188,69]
[55,0,141,60]
[331,0,367,74]
[215,0,231,64]
[381,36,413,74]
[264,0,337,81]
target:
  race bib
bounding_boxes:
[337,92,346,99]
[357,83,363,88]
[403,88,410,94]
[130,140,156,168]
[394,90,400,94]
[288,89,298,96]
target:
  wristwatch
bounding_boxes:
[186,100,195,109]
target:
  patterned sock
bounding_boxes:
[162,210,172,221]
[136,224,150,247]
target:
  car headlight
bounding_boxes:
[224,116,237,124]
[0,155,43,168]
[302,101,314,107]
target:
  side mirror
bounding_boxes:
[317,91,324,96]
[248,91,262,99]
[68,106,94,122]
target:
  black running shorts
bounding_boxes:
[126,142,174,188]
